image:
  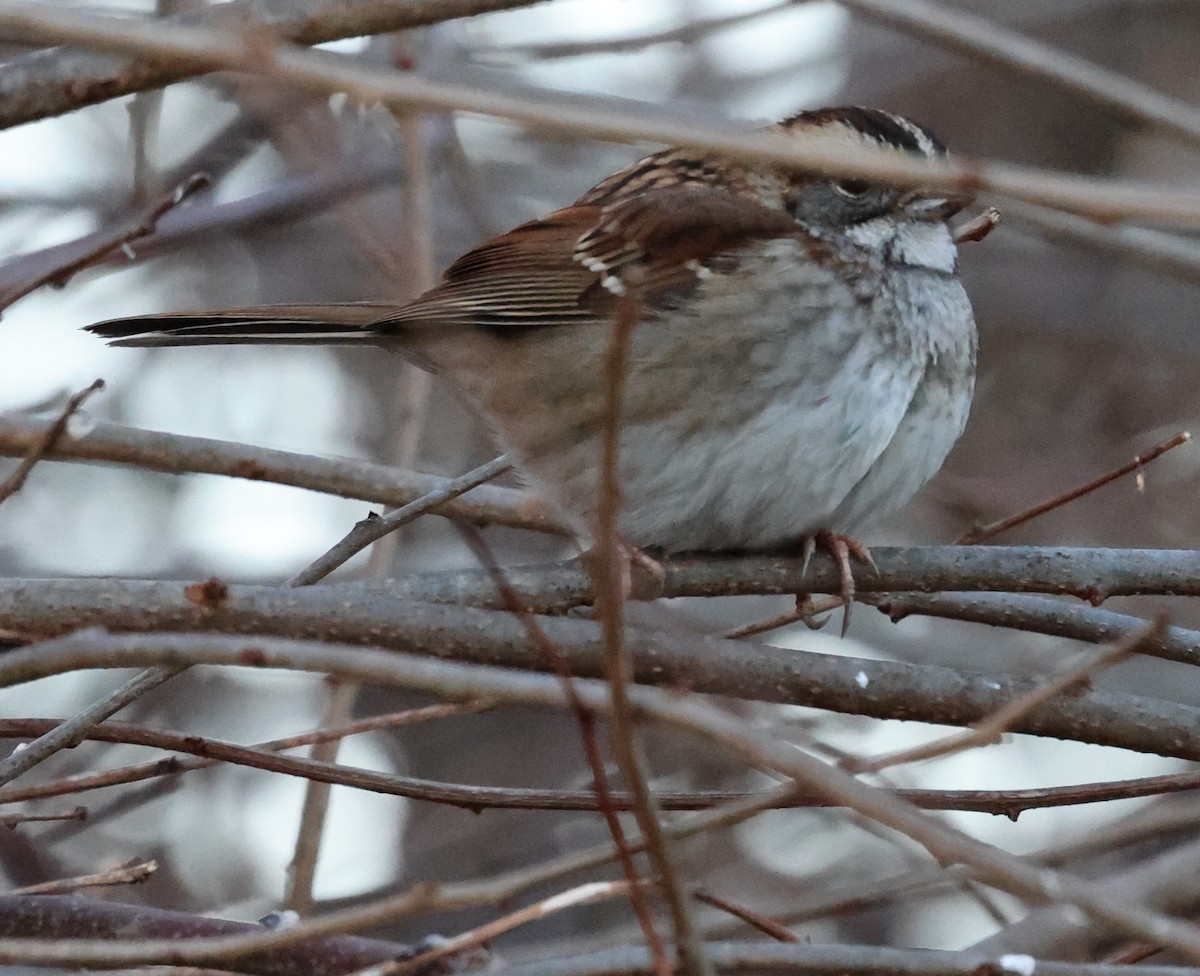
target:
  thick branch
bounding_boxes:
[0,0,548,129]
[0,620,1196,761]
[0,893,414,976]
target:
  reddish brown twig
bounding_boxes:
[843,618,1163,775]
[953,206,1002,243]
[0,378,104,506]
[957,430,1192,544]
[693,889,798,942]
[453,520,663,966]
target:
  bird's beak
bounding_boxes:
[904,189,974,222]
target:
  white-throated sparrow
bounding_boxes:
[89,106,978,610]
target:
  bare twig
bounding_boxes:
[0,379,104,506]
[285,455,512,585]
[838,0,1200,148]
[843,619,1161,775]
[0,155,402,293]
[3,715,1198,817]
[598,298,701,976]
[692,889,798,943]
[0,662,180,787]
[284,679,358,915]
[953,206,1001,244]
[0,415,557,533]
[11,859,157,895]
[481,1,795,60]
[957,431,1192,543]
[0,172,208,313]
[376,881,638,976]
[0,807,86,828]
[453,521,665,966]
[0,891,417,973]
[0,704,491,805]
[1007,199,1200,286]
[867,591,1200,667]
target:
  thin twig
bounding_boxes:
[0,379,104,506]
[843,619,1162,775]
[953,206,1002,244]
[839,0,1200,148]
[692,889,798,943]
[454,521,666,965]
[957,431,1192,544]
[0,660,180,788]
[0,703,492,805]
[285,455,512,585]
[3,715,1198,817]
[0,172,208,312]
[10,859,157,895]
[374,881,638,976]
[481,1,794,59]
[598,297,702,976]
[285,679,359,915]
[0,806,86,828]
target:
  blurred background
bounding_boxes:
[1,0,1199,961]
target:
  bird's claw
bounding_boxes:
[798,530,876,636]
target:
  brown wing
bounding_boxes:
[378,187,802,336]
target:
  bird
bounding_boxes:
[88,105,978,622]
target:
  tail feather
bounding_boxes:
[86,303,399,347]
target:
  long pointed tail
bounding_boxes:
[86,303,400,347]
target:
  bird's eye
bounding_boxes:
[833,179,872,199]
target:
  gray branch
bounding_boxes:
[0,0,548,130]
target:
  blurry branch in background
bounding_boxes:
[0,663,181,788]
[0,0,550,128]
[957,430,1192,544]
[6,5,1200,223]
[0,891,422,974]
[836,0,1200,148]
[0,379,104,505]
[1007,200,1200,286]
[0,172,209,314]
[9,858,157,895]
[5,713,1200,817]
[0,807,86,828]
[478,0,795,60]
[0,154,404,306]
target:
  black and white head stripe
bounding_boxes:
[785,107,946,158]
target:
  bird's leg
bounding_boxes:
[799,530,879,635]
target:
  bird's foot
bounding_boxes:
[799,530,878,636]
